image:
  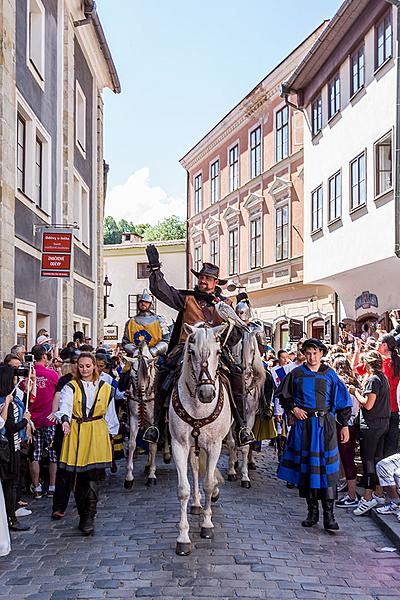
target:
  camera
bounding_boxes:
[24,353,34,363]
[16,366,30,378]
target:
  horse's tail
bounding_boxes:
[198,448,225,485]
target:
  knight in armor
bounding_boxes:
[122,289,170,358]
[142,245,255,447]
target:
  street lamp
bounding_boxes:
[226,278,246,293]
[103,275,112,320]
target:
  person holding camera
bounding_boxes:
[28,345,59,498]
[0,399,11,555]
[0,366,31,531]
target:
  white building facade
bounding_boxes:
[103,236,186,346]
[283,0,400,336]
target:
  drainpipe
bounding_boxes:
[185,169,190,288]
[385,0,400,256]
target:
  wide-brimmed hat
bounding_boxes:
[190,262,227,286]
[302,338,328,356]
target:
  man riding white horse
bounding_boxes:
[142,245,254,448]
[121,289,170,358]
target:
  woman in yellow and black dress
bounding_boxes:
[56,353,119,535]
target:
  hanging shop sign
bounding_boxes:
[41,229,73,278]
[355,291,378,311]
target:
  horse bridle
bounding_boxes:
[186,345,219,398]
[127,357,155,404]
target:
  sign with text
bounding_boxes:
[355,291,378,311]
[41,229,73,278]
[104,325,118,340]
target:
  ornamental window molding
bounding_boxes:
[243,192,264,216]
[190,223,203,242]
[204,215,220,232]
[268,176,292,203]
[222,204,240,228]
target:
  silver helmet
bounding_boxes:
[138,288,152,304]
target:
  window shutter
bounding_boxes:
[289,318,303,342]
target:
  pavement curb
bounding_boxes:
[371,508,400,550]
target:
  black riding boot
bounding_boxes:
[301,498,319,527]
[321,499,339,531]
[76,481,97,535]
[227,371,255,447]
[142,393,165,444]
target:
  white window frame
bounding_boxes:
[73,170,90,253]
[193,172,202,214]
[210,158,220,204]
[275,202,289,262]
[249,125,262,179]
[374,131,393,198]
[249,214,262,269]
[26,0,45,88]
[275,104,290,163]
[15,299,37,349]
[16,92,52,219]
[328,170,342,222]
[209,235,219,266]
[73,315,91,337]
[228,141,240,192]
[350,150,367,211]
[75,81,87,157]
[193,244,202,286]
[228,226,239,276]
[311,185,323,233]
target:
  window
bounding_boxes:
[17,114,26,192]
[16,98,52,215]
[276,205,289,261]
[311,186,323,232]
[35,137,42,208]
[276,106,289,162]
[376,11,392,69]
[350,45,365,96]
[328,171,341,221]
[27,0,45,81]
[350,152,366,209]
[75,81,86,154]
[249,217,261,269]
[250,126,261,178]
[137,263,148,279]
[194,173,202,213]
[375,133,392,196]
[210,237,219,265]
[228,228,239,275]
[73,173,90,249]
[312,96,322,135]
[194,245,202,274]
[229,144,239,191]
[328,74,340,119]
[210,160,219,204]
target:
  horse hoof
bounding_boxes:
[163,454,171,464]
[190,505,202,515]
[176,542,192,556]
[124,480,134,490]
[248,462,256,471]
[144,465,150,475]
[200,527,214,539]
[227,474,237,482]
[211,491,220,503]
[241,480,251,489]
[234,460,239,469]
[146,477,157,486]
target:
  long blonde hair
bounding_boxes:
[74,352,99,383]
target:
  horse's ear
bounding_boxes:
[212,324,228,339]
[183,323,194,336]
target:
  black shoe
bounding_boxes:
[142,426,160,444]
[110,460,118,474]
[301,500,319,528]
[79,516,94,535]
[238,428,255,447]
[322,499,339,531]
[9,519,30,532]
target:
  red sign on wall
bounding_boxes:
[41,229,73,278]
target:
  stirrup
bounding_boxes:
[142,426,160,444]
[238,427,255,447]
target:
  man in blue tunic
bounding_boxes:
[276,338,352,531]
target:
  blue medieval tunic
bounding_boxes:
[276,363,352,499]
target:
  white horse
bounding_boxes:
[169,323,232,556]
[226,302,266,488]
[123,342,158,489]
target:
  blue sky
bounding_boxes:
[98,0,341,224]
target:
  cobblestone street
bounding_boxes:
[1,447,400,600]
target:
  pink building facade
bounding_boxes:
[180,23,334,350]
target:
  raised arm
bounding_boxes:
[146,244,185,312]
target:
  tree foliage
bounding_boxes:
[104,215,186,245]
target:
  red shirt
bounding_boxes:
[382,356,400,413]
[30,363,59,428]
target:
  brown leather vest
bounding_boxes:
[179,295,223,343]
